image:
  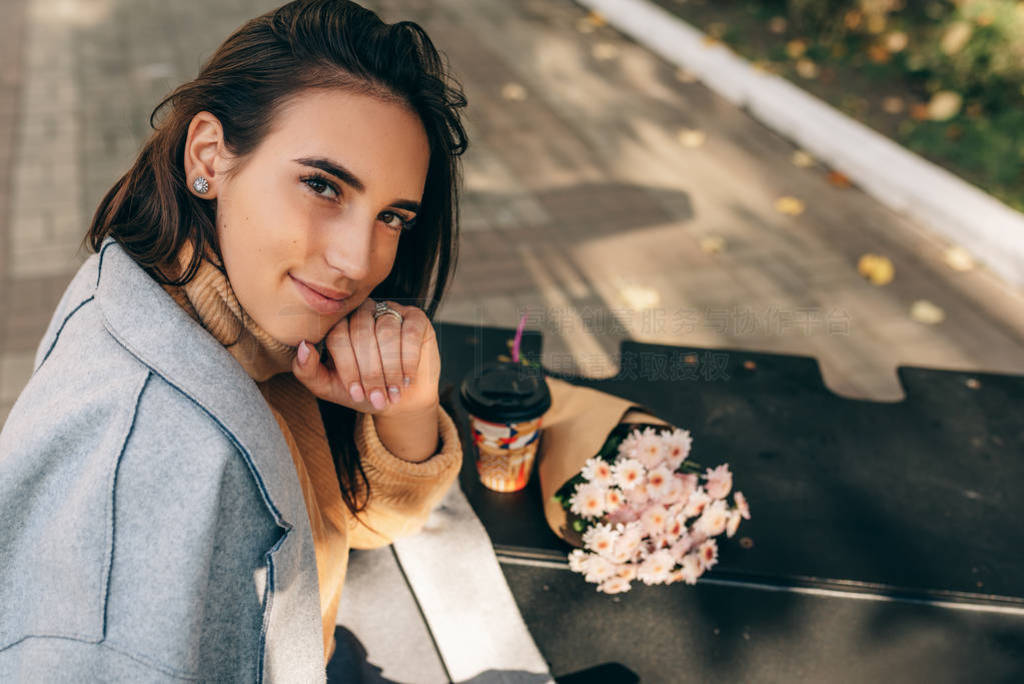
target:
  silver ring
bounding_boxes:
[372,300,403,324]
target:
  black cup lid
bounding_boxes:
[459,360,552,423]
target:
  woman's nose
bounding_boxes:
[324,213,374,283]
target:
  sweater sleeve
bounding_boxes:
[347,404,463,549]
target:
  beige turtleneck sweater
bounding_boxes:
[157,240,462,664]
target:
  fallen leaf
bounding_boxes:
[927,91,962,121]
[943,246,976,271]
[587,10,607,26]
[592,42,620,60]
[678,128,707,148]
[827,170,852,188]
[910,299,945,324]
[857,254,894,285]
[501,82,527,101]
[699,236,726,253]
[795,58,819,79]
[786,39,807,59]
[791,150,815,167]
[768,16,787,34]
[882,96,904,114]
[774,196,805,216]
[844,10,862,30]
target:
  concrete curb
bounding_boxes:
[577,0,1024,290]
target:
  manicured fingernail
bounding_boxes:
[297,341,310,365]
[369,389,386,410]
[349,382,365,403]
[403,376,412,387]
[388,385,401,404]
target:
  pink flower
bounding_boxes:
[612,458,645,490]
[663,428,693,469]
[734,490,751,520]
[681,487,711,519]
[569,482,608,519]
[597,576,632,594]
[583,554,615,583]
[606,503,641,526]
[640,504,668,536]
[637,549,675,585]
[582,523,619,560]
[679,553,703,584]
[581,457,615,487]
[670,533,696,563]
[704,464,733,500]
[693,499,729,537]
[696,538,718,571]
[726,509,742,538]
[645,465,674,499]
[633,429,667,469]
[604,487,624,515]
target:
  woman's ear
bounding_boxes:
[183,111,229,198]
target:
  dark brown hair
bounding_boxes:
[83,0,467,529]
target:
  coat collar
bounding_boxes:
[94,235,308,532]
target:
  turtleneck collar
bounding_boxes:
[158,237,298,382]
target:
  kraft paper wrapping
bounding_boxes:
[538,376,672,546]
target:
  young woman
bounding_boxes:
[0,0,467,680]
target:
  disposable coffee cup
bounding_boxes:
[459,360,552,492]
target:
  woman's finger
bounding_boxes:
[323,317,366,405]
[398,308,428,388]
[350,298,389,410]
[373,300,407,405]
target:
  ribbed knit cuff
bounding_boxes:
[354,404,462,481]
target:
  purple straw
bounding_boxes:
[511,310,527,363]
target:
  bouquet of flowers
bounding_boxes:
[552,423,751,594]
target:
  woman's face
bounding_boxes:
[185,88,430,347]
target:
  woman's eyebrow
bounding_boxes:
[293,156,420,213]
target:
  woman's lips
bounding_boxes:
[289,273,350,314]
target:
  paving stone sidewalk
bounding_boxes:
[3,0,1024,420]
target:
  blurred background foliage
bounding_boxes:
[659,0,1024,211]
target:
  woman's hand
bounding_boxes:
[291,297,440,418]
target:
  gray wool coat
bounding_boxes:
[0,236,332,682]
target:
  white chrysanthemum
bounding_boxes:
[614,562,637,582]
[584,554,615,583]
[726,509,742,538]
[633,430,667,469]
[681,487,712,519]
[639,504,668,537]
[696,538,718,571]
[663,512,685,540]
[679,552,703,584]
[637,549,675,585]
[645,465,674,500]
[616,425,656,460]
[694,499,730,537]
[612,457,645,490]
[734,490,751,520]
[569,482,608,519]
[604,487,625,515]
[597,576,632,594]
[582,522,619,560]
[661,476,687,505]
[568,548,590,573]
[704,464,733,500]
[581,457,615,487]
[678,473,698,499]
[662,428,693,469]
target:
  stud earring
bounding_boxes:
[192,176,210,194]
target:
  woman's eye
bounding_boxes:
[301,174,339,201]
[380,211,414,232]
